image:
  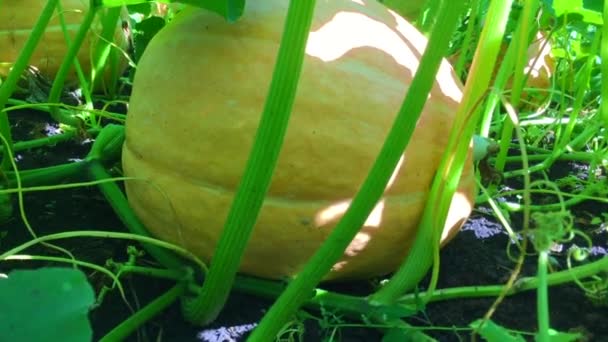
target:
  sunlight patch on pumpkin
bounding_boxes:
[388,9,462,102]
[344,231,372,257]
[315,199,385,228]
[306,12,419,71]
[314,154,402,228]
[305,10,463,104]
[331,260,348,272]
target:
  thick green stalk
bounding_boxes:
[555,32,600,149]
[99,281,187,342]
[181,1,317,326]
[249,3,463,340]
[0,128,96,155]
[493,0,541,173]
[5,162,88,189]
[0,0,60,169]
[55,0,93,107]
[477,10,539,137]
[453,0,480,79]
[536,251,550,342]
[90,6,124,98]
[371,0,513,304]
[47,3,98,127]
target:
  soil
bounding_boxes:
[1,109,607,342]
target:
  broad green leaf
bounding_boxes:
[132,16,167,63]
[543,0,603,25]
[583,0,604,13]
[99,0,245,22]
[0,268,95,342]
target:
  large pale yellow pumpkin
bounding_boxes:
[122,0,476,281]
[0,0,129,86]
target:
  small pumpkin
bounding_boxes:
[122,0,476,281]
[0,0,129,87]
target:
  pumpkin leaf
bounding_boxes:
[99,0,245,22]
[0,267,95,342]
[542,0,603,25]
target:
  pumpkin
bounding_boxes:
[0,0,129,87]
[122,0,476,281]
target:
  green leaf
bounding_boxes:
[99,0,245,22]
[0,268,95,342]
[133,16,167,62]
[470,319,526,342]
[543,0,603,25]
[582,0,604,13]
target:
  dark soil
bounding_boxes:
[1,109,607,342]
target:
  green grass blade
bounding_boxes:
[180,0,317,325]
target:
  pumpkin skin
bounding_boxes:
[122,0,476,281]
[0,0,129,86]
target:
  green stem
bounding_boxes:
[86,160,187,271]
[99,281,188,342]
[181,1,316,326]
[55,0,93,107]
[367,0,473,305]
[501,120,601,178]
[0,128,98,155]
[556,33,600,150]
[498,185,604,211]
[0,0,60,169]
[454,0,480,79]
[492,6,540,173]
[502,151,597,165]
[47,4,98,127]
[250,2,463,340]
[602,0,608,128]
[5,161,88,188]
[397,253,608,304]
[114,265,187,281]
[536,251,550,342]
[91,6,124,98]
